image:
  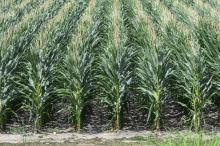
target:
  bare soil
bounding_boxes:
[1,130,220,144]
[0,130,149,144]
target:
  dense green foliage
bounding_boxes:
[0,0,219,132]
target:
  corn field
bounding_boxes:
[0,0,219,132]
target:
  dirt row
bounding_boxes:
[5,96,220,134]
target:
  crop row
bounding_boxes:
[0,0,219,132]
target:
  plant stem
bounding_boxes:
[76,113,81,132]
[115,107,120,130]
[75,89,81,132]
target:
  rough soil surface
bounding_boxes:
[0,130,149,143]
[5,97,220,134]
[1,130,220,144]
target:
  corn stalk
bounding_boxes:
[17,0,89,131]
[164,22,213,131]
[56,47,94,132]
[137,41,173,130]
[55,0,96,132]
[94,0,134,130]
[196,19,220,109]
[19,48,59,131]
[0,47,20,130]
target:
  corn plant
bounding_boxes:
[0,0,61,131]
[19,48,59,131]
[51,0,89,52]
[164,22,213,131]
[0,46,20,130]
[161,0,195,27]
[0,0,22,14]
[125,0,167,130]
[140,0,161,25]
[97,45,133,130]
[0,0,65,55]
[19,0,89,132]
[196,19,220,107]
[53,0,95,131]
[0,0,43,34]
[56,44,94,132]
[94,0,133,130]
[0,0,55,47]
[175,43,212,131]
[79,0,116,130]
[185,0,215,19]
[28,0,77,55]
[137,40,173,130]
[202,0,219,8]
[54,0,96,132]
